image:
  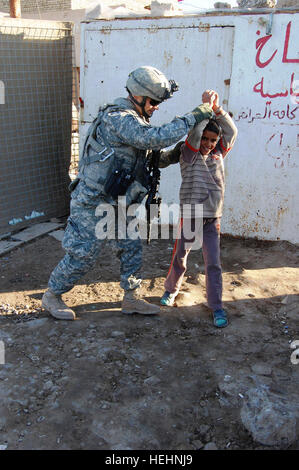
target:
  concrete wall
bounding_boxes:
[225,11,299,243]
[79,10,299,244]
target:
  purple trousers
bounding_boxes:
[164,218,222,310]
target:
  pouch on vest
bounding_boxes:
[125,180,148,206]
[79,110,116,191]
[104,168,134,199]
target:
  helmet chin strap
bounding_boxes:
[128,93,150,121]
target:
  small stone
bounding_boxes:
[144,375,161,385]
[224,375,232,382]
[29,354,40,363]
[204,442,218,450]
[199,424,210,436]
[241,386,297,447]
[192,439,204,449]
[43,380,54,390]
[42,367,54,375]
[100,402,111,409]
[111,331,125,338]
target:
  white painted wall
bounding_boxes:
[80,11,299,243]
[224,13,299,243]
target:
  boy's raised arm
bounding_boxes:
[212,92,238,157]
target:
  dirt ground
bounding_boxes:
[0,224,298,451]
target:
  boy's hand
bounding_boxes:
[202,90,222,113]
[202,89,216,107]
[212,92,220,112]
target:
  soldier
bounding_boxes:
[42,66,215,320]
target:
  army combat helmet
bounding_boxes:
[126,66,179,118]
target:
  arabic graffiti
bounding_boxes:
[254,21,299,103]
[235,17,298,170]
[235,101,298,123]
[253,73,299,102]
[256,33,277,69]
[282,21,299,64]
[265,132,298,169]
[255,21,299,69]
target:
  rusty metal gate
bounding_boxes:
[0,19,73,236]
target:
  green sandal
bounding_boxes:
[213,309,228,328]
[160,291,177,306]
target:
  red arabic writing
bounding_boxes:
[256,21,299,68]
[256,33,277,68]
[253,72,298,101]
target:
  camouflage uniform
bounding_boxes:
[48,97,212,295]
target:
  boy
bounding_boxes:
[160,91,238,328]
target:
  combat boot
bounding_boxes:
[42,289,76,320]
[121,290,160,315]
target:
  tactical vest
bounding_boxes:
[75,104,151,204]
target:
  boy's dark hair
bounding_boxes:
[204,119,221,136]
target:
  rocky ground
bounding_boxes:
[0,225,298,450]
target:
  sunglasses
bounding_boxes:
[149,98,162,106]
